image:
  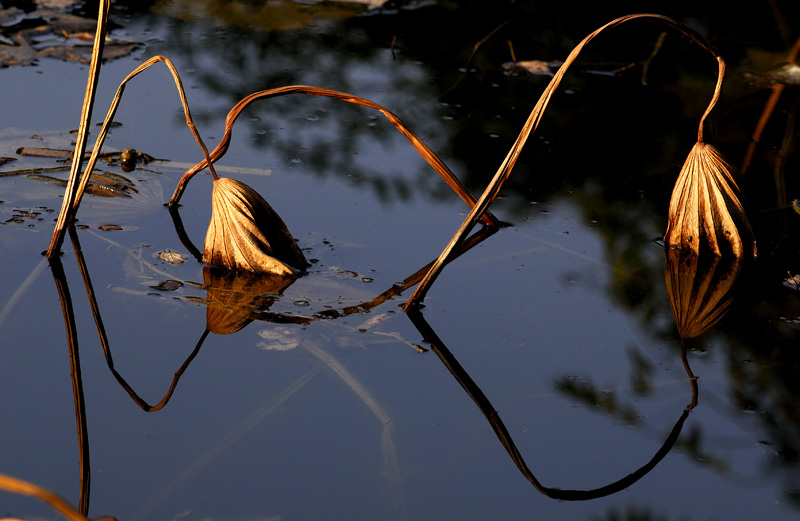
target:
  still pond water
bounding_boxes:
[2,1,800,520]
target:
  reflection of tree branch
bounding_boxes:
[48,249,91,515]
[69,226,209,412]
[406,308,691,501]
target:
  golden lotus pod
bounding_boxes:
[665,247,742,339]
[664,142,756,259]
[203,177,308,276]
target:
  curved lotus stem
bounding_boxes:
[404,13,732,308]
[166,85,500,227]
[0,473,89,521]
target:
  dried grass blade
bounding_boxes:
[46,0,109,256]
[404,13,725,308]
[166,86,499,226]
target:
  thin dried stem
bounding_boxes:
[741,34,800,175]
[72,55,217,215]
[46,0,109,257]
[0,474,88,521]
[697,55,725,143]
[404,13,724,309]
[166,86,499,227]
[463,21,509,72]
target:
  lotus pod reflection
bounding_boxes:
[665,247,742,339]
[204,177,309,276]
[664,142,756,259]
[203,266,296,335]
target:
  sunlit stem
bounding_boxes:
[0,473,88,521]
[697,55,726,144]
[404,13,725,308]
[72,56,218,216]
[46,0,109,257]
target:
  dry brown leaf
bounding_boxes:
[664,142,756,259]
[665,247,742,339]
[203,177,308,276]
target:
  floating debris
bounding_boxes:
[502,59,562,76]
[0,7,140,68]
[157,249,188,265]
[149,280,184,291]
[783,273,800,290]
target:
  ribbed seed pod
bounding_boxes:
[664,142,756,259]
[203,177,308,276]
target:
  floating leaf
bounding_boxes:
[203,177,308,276]
[664,142,756,259]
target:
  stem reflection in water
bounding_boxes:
[49,247,90,517]
[35,204,746,514]
[406,308,694,501]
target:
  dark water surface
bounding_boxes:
[2,1,800,520]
